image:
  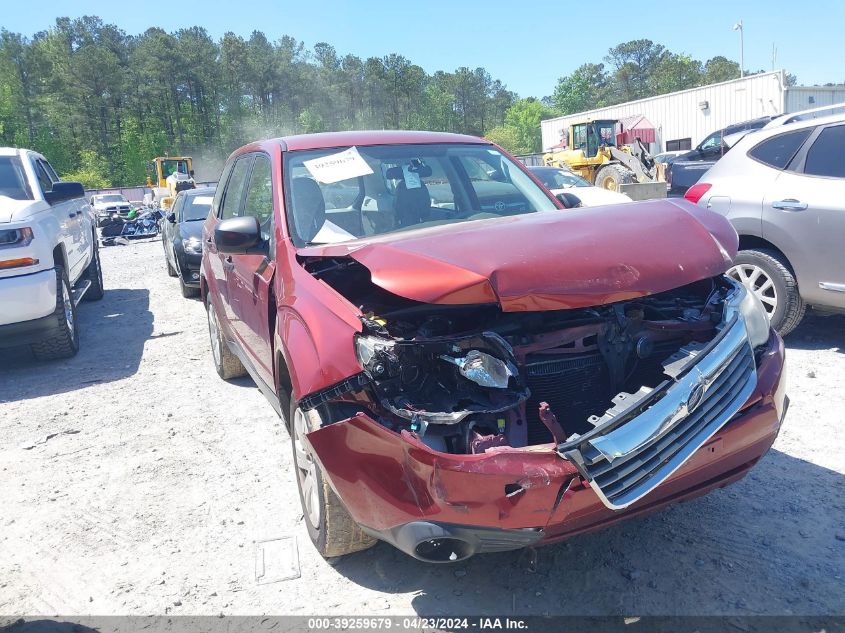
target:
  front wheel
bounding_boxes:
[594,164,636,191]
[728,248,806,336]
[82,240,104,301]
[30,266,80,361]
[205,299,247,379]
[291,403,376,558]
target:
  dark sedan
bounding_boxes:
[162,186,215,297]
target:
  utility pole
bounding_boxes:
[733,20,745,78]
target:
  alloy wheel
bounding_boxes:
[728,263,778,319]
[207,304,222,366]
[62,279,74,332]
[293,407,321,529]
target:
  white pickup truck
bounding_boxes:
[0,147,104,360]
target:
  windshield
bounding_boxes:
[283,143,557,246]
[182,194,214,221]
[531,168,591,189]
[0,157,33,200]
[97,194,126,203]
[161,159,190,179]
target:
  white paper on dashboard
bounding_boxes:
[193,196,214,204]
[303,147,374,184]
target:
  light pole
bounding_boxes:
[733,20,745,78]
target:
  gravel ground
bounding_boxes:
[0,238,843,617]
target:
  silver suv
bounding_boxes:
[685,113,845,335]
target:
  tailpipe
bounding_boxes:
[362,521,544,563]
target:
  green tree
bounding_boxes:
[62,149,111,189]
[502,98,553,154]
[551,63,609,115]
[703,56,741,83]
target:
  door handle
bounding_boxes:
[68,212,77,218]
[223,255,235,271]
[772,199,808,211]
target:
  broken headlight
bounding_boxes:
[724,280,770,348]
[440,350,515,389]
[355,335,398,378]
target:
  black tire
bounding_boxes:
[206,299,247,379]
[290,401,377,558]
[165,246,178,277]
[595,164,636,191]
[729,248,806,337]
[82,239,104,301]
[180,277,199,298]
[30,266,80,361]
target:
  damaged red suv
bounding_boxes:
[201,131,786,562]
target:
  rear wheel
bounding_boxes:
[206,299,247,379]
[165,252,177,277]
[291,403,376,558]
[30,266,80,361]
[595,164,636,191]
[728,248,806,336]
[82,240,104,301]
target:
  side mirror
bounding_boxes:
[45,181,85,205]
[556,192,582,209]
[189,169,195,177]
[167,213,176,223]
[215,216,262,254]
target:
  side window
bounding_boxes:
[41,160,59,182]
[748,129,812,170]
[172,194,185,221]
[803,125,845,178]
[699,132,721,152]
[242,155,274,240]
[219,156,253,220]
[33,160,53,194]
[211,161,234,218]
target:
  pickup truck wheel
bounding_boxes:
[206,300,247,379]
[728,248,806,336]
[595,164,635,191]
[30,266,80,361]
[291,403,377,559]
[82,240,105,301]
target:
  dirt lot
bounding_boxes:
[1,238,843,617]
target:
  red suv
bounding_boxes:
[201,131,786,562]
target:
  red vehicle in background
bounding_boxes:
[201,131,786,562]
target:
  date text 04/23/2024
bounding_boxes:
[307,617,529,630]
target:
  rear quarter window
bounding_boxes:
[747,129,812,169]
[803,125,845,178]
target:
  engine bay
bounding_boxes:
[304,256,734,455]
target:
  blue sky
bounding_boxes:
[3,0,843,97]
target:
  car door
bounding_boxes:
[228,153,276,388]
[762,123,845,310]
[166,194,185,269]
[208,155,253,325]
[31,156,87,280]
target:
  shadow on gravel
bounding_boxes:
[0,288,152,402]
[0,620,99,633]
[785,312,845,354]
[330,449,845,616]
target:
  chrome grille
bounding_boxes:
[562,318,757,510]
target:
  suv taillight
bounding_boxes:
[684,183,712,204]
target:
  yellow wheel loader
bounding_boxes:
[145,156,196,210]
[543,119,658,191]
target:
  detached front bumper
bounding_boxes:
[306,330,786,562]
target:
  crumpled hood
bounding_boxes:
[298,199,738,311]
[0,198,45,223]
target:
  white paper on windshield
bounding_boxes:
[193,196,213,205]
[303,146,374,184]
[401,165,422,189]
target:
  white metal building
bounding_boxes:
[540,71,845,153]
